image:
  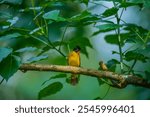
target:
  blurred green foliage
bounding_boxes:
[0,0,150,99]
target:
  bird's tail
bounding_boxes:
[70,74,79,85]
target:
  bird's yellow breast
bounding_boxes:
[68,51,80,67]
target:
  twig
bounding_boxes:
[19,64,150,89]
[119,8,125,20]
[101,85,111,99]
[113,1,124,73]
[128,59,137,74]
[30,35,66,57]
[0,78,5,85]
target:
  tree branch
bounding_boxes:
[19,64,150,89]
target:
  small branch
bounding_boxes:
[119,8,125,20]
[0,78,5,85]
[128,59,137,74]
[19,64,150,89]
[30,35,66,57]
[113,1,124,73]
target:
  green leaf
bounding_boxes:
[52,41,67,47]
[144,0,150,8]
[2,0,22,5]
[27,55,49,63]
[125,38,137,43]
[0,55,21,81]
[145,71,150,80]
[7,16,19,26]
[29,27,42,35]
[48,20,54,24]
[0,47,13,62]
[40,1,64,9]
[15,47,37,53]
[41,74,67,86]
[112,50,119,55]
[124,38,145,49]
[38,82,63,99]
[37,46,52,56]
[125,51,149,62]
[104,33,130,46]
[0,11,12,20]
[50,74,67,79]
[119,2,140,8]
[93,24,121,36]
[81,0,89,5]
[102,7,118,17]
[43,10,60,20]
[56,17,66,22]
[123,23,148,39]
[130,0,150,8]
[0,21,10,26]
[69,10,99,26]
[42,10,66,21]
[107,59,119,72]
[97,78,105,86]
[69,10,91,21]
[91,0,122,4]
[130,0,144,3]
[67,37,92,57]
[96,24,120,31]
[94,97,102,100]
[0,33,21,41]
[19,7,42,13]
[138,44,150,55]
[124,23,148,31]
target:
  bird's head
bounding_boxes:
[73,46,81,53]
[99,61,103,65]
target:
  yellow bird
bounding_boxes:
[99,60,121,87]
[68,46,81,85]
[99,61,108,71]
